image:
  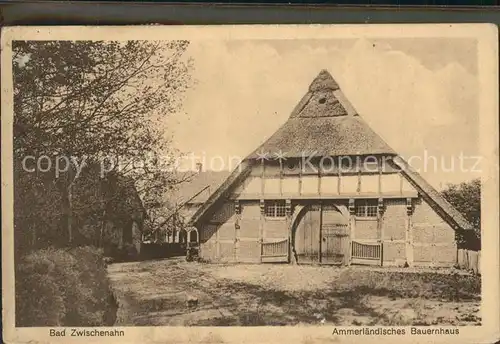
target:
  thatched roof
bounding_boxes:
[392,157,473,231]
[189,162,253,226]
[248,69,395,159]
[248,115,396,158]
[171,170,231,205]
[189,69,472,233]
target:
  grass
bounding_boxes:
[333,269,480,301]
[107,258,481,326]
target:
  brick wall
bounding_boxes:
[238,202,262,262]
[355,219,378,240]
[200,226,217,261]
[382,199,406,241]
[412,197,457,267]
[264,219,288,240]
[217,223,236,241]
[241,201,260,218]
[238,240,261,263]
[382,242,406,263]
[219,242,236,262]
[199,201,237,262]
[239,202,260,240]
[381,199,407,264]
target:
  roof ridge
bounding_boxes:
[309,69,340,92]
[290,69,351,119]
[247,69,396,159]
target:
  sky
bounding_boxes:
[164,37,480,189]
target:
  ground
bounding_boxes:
[107,257,481,326]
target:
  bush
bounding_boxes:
[441,179,481,249]
[16,246,118,327]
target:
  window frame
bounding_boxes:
[264,200,287,219]
[355,199,378,219]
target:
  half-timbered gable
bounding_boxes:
[188,69,473,267]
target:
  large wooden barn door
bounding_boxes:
[293,203,349,265]
[294,205,321,264]
[320,205,349,265]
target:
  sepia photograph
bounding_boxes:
[1,25,498,343]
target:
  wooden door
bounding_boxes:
[294,205,321,264]
[321,205,349,265]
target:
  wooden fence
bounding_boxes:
[457,249,481,275]
[261,239,289,263]
[351,241,382,266]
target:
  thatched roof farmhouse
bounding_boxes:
[180,69,472,267]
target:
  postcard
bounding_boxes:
[2,24,498,343]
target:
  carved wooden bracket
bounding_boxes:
[348,198,355,215]
[378,198,385,215]
[406,198,413,215]
[234,200,241,214]
[285,199,292,216]
[260,199,265,214]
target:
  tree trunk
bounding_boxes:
[99,178,107,248]
[61,184,74,245]
[61,168,74,246]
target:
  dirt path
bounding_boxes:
[107,258,481,326]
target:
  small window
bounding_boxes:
[265,200,286,218]
[286,160,298,170]
[355,199,378,218]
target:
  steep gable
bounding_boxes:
[189,70,473,233]
[248,69,395,158]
